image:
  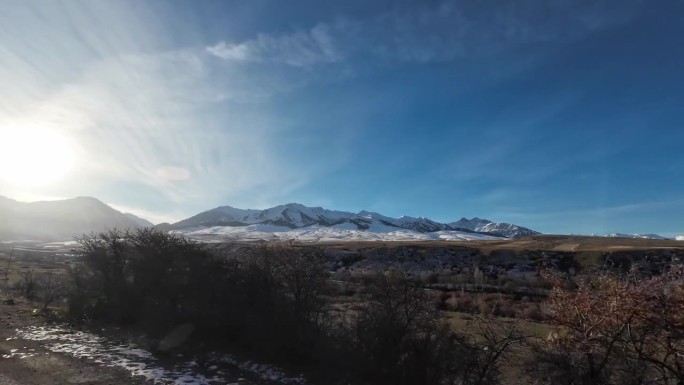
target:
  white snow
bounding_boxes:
[14,325,305,384]
[179,224,505,242]
[604,233,670,240]
[676,235,684,241]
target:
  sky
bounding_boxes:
[0,0,683,236]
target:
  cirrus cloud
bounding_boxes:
[156,166,191,182]
[207,0,644,68]
[207,23,341,67]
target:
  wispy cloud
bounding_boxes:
[207,23,341,67]
[207,0,644,67]
[0,1,340,217]
[5,48,314,202]
[0,0,661,230]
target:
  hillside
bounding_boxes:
[0,195,152,241]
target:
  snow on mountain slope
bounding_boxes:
[177,224,506,243]
[172,203,353,229]
[676,236,684,241]
[170,203,536,241]
[605,233,671,240]
[449,217,539,238]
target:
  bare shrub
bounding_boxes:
[35,272,67,311]
[15,269,36,299]
[521,303,543,321]
[69,229,332,365]
[337,270,526,385]
[528,266,684,385]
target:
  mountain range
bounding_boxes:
[1,195,679,242]
[0,195,539,241]
[160,203,539,239]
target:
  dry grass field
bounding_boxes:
[316,234,684,252]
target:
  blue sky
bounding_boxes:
[0,0,682,236]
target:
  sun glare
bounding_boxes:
[0,126,75,187]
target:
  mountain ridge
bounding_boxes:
[167,202,539,239]
[2,195,679,242]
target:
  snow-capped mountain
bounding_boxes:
[448,217,539,239]
[605,233,672,240]
[171,203,355,229]
[0,195,153,241]
[584,233,675,240]
[168,203,539,239]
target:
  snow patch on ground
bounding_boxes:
[1,347,41,359]
[14,325,305,385]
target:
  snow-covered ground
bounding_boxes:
[13,325,306,385]
[176,224,506,242]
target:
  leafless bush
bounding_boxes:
[35,271,67,311]
[14,269,36,299]
[528,266,684,385]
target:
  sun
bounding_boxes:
[0,126,75,187]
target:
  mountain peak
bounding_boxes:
[0,195,154,241]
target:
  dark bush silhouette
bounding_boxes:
[69,229,330,364]
[338,270,522,385]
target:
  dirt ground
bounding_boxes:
[0,300,148,385]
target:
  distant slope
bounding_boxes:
[0,195,153,241]
[0,195,19,209]
[169,203,539,240]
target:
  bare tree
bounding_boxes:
[35,271,67,311]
